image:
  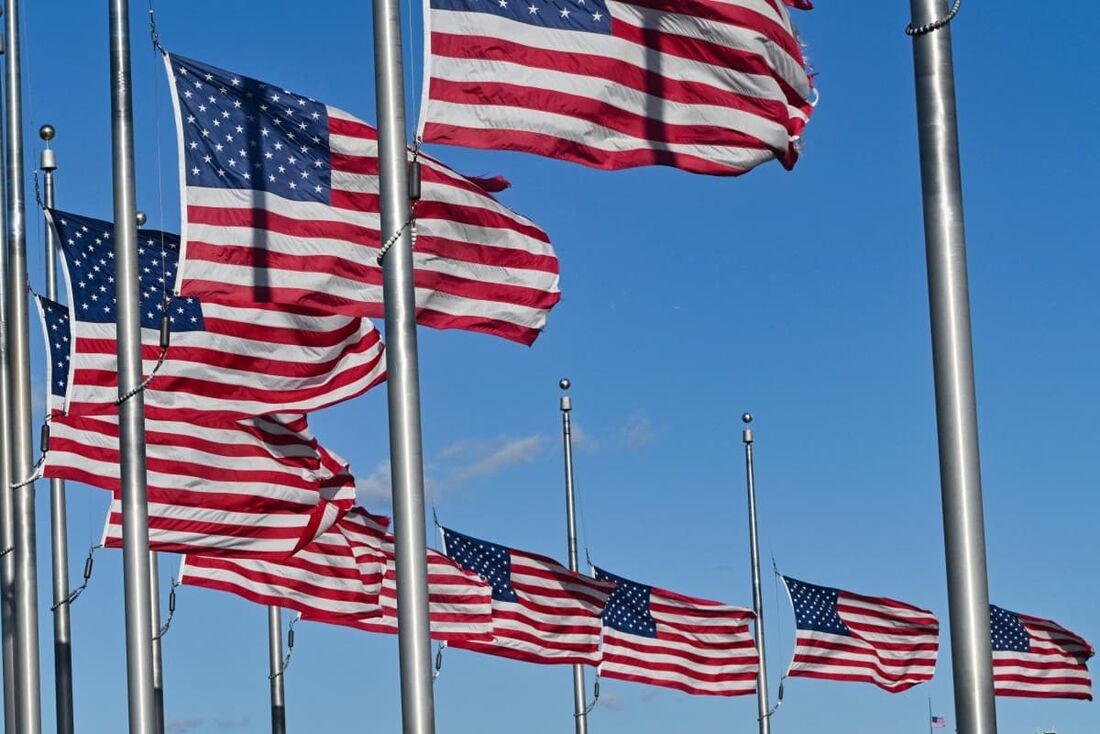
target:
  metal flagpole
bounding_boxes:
[0,23,17,731]
[4,0,43,728]
[108,0,158,731]
[40,122,76,734]
[928,697,934,734]
[149,552,164,734]
[558,379,588,734]
[741,414,770,734]
[370,0,436,730]
[907,4,996,734]
[268,606,286,734]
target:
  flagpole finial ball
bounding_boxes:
[741,413,753,424]
[38,124,55,142]
[559,378,571,391]
[135,211,147,226]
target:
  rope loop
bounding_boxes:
[147,2,165,53]
[375,139,424,265]
[153,577,181,641]
[51,544,102,611]
[906,0,961,36]
[270,613,301,680]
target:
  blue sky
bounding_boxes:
[12,0,1099,732]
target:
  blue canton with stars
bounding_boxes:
[37,297,71,400]
[431,0,611,34]
[49,209,205,332]
[785,577,852,636]
[989,605,1030,653]
[594,567,657,638]
[442,528,519,602]
[170,53,332,204]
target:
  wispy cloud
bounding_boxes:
[570,421,599,451]
[599,691,625,711]
[166,719,205,734]
[216,717,251,730]
[620,414,656,451]
[445,435,547,484]
[359,461,392,504]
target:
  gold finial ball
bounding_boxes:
[39,124,55,142]
[135,211,147,226]
[741,412,753,424]
[559,378,571,391]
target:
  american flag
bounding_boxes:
[49,209,385,424]
[442,527,615,663]
[931,715,947,729]
[594,567,758,696]
[990,604,1093,700]
[33,295,71,416]
[421,0,814,175]
[179,508,389,621]
[166,52,560,346]
[58,412,356,557]
[340,514,493,642]
[782,576,939,693]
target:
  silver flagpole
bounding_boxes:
[907,4,996,734]
[0,23,16,731]
[370,0,436,730]
[741,414,770,734]
[4,0,42,727]
[268,606,286,734]
[40,123,76,734]
[558,379,588,734]
[107,0,158,731]
[149,552,164,734]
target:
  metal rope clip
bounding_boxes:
[51,544,102,611]
[906,0,961,36]
[270,613,301,679]
[153,577,180,641]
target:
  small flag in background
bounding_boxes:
[594,567,758,696]
[931,715,947,729]
[421,0,814,175]
[991,604,1093,700]
[442,527,615,664]
[166,52,560,346]
[48,209,385,424]
[782,576,939,693]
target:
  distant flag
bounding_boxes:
[594,567,758,696]
[931,715,947,729]
[782,576,939,693]
[420,0,814,175]
[990,604,1093,700]
[442,528,615,663]
[166,52,560,346]
[49,209,385,424]
[179,508,389,620]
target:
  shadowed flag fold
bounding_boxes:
[991,604,1093,700]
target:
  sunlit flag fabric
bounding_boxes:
[179,509,388,620]
[49,209,385,424]
[594,567,758,696]
[338,515,493,642]
[442,527,614,663]
[782,576,939,693]
[421,0,814,175]
[990,604,1093,700]
[165,52,560,346]
[57,412,355,557]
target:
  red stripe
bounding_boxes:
[599,668,754,697]
[993,686,1092,700]
[602,650,756,683]
[787,668,927,693]
[607,635,757,668]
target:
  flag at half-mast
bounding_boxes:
[594,566,758,696]
[48,209,385,424]
[420,0,814,175]
[990,604,1093,700]
[165,52,560,346]
[35,295,355,557]
[782,576,939,693]
[442,527,615,663]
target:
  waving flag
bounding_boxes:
[166,52,559,346]
[930,715,947,729]
[179,509,389,620]
[443,528,614,663]
[33,295,71,416]
[782,576,939,693]
[49,209,385,424]
[594,567,758,696]
[421,0,814,175]
[991,605,1093,700]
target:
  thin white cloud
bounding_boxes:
[620,414,656,451]
[570,421,599,452]
[166,719,205,734]
[449,435,547,483]
[359,461,392,504]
